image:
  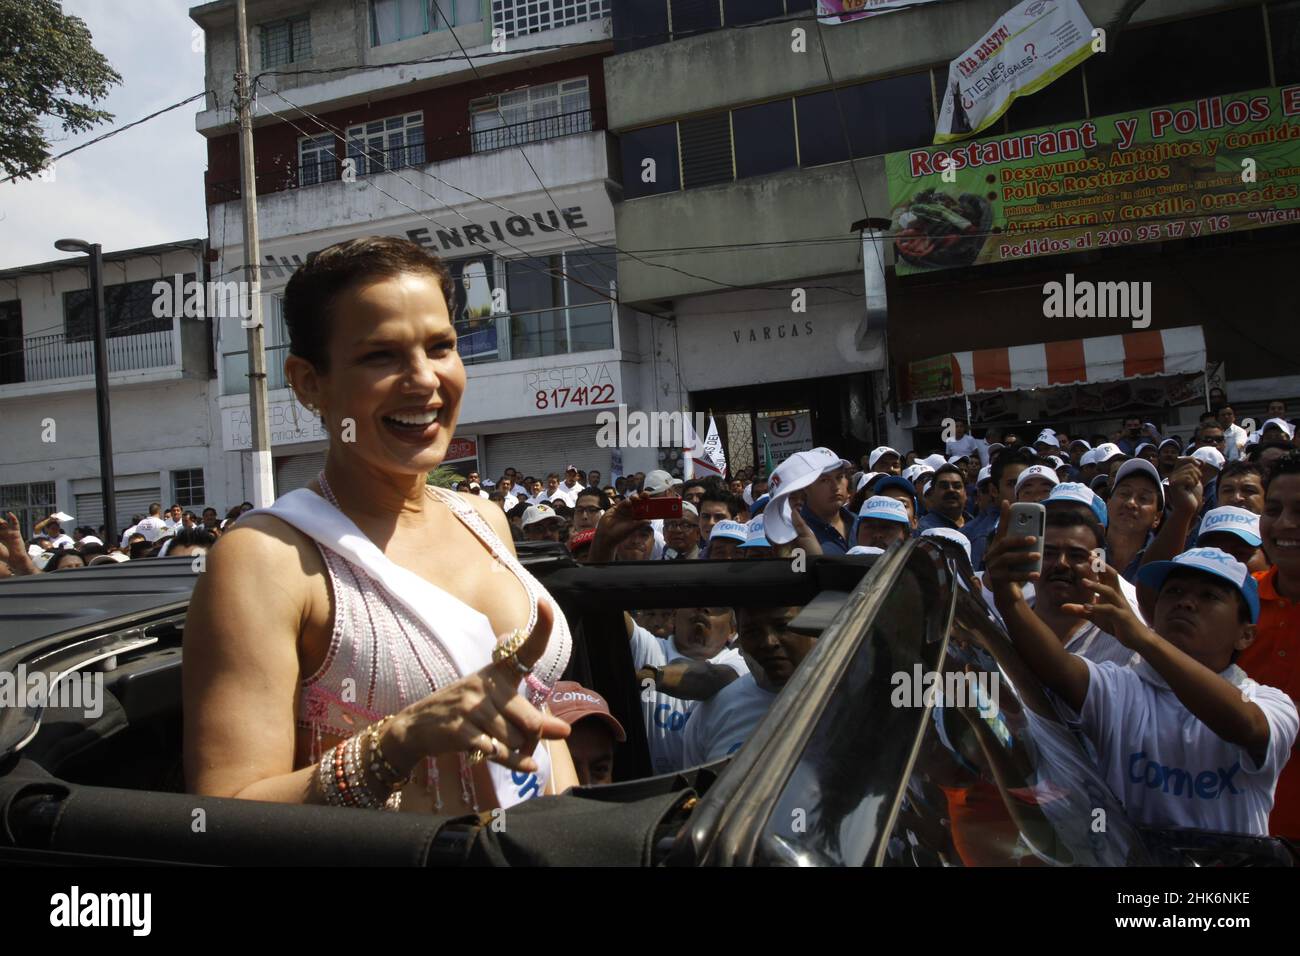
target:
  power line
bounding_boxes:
[0,92,210,185]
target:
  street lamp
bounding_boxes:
[54,238,117,546]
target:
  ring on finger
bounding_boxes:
[467,733,494,765]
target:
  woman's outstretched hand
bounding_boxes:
[383,600,569,776]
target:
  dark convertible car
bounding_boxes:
[0,539,1292,866]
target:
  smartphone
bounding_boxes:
[632,496,682,521]
[1006,502,1045,578]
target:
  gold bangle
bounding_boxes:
[491,627,532,675]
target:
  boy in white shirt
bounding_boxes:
[987,506,1297,835]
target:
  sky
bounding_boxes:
[0,0,210,270]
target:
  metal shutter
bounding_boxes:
[74,487,162,535]
[484,425,609,482]
[275,451,328,496]
[678,113,733,189]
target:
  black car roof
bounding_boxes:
[0,559,200,652]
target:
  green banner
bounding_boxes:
[887,84,1300,275]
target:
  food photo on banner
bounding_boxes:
[890,83,1300,274]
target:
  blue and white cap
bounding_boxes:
[1046,482,1108,528]
[739,515,771,549]
[1197,506,1262,547]
[902,462,934,485]
[710,519,749,544]
[750,492,771,515]
[921,526,972,562]
[1015,464,1061,493]
[857,496,912,526]
[1137,547,1260,623]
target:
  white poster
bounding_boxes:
[817,0,941,25]
[761,412,815,464]
[935,0,1096,144]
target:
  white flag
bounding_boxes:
[703,415,727,478]
[685,415,724,480]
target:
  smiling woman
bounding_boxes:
[183,237,577,815]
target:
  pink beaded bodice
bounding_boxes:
[295,476,572,771]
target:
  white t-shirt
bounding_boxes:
[49,533,75,549]
[119,524,139,549]
[1069,658,1298,835]
[628,624,747,776]
[1224,423,1247,462]
[134,516,168,542]
[946,434,986,465]
[681,671,778,768]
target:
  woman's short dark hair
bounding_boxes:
[282,236,456,371]
[48,547,84,570]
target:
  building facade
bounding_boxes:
[0,241,218,537]
[604,0,1300,460]
[192,0,676,500]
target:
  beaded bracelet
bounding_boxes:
[366,716,411,791]
[525,671,553,709]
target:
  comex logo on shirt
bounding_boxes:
[1128,752,1242,799]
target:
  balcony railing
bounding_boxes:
[298,142,428,187]
[492,0,610,40]
[0,328,175,386]
[221,302,614,394]
[471,109,592,154]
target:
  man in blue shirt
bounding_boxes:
[917,464,968,533]
[798,462,855,555]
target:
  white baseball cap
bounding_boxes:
[1191,446,1226,471]
[1262,417,1296,440]
[868,446,901,469]
[1046,455,1066,469]
[1079,448,1098,467]
[1094,443,1125,463]
[679,501,700,520]
[1197,506,1262,547]
[902,463,934,484]
[709,519,749,544]
[1134,443,1156,458]
[922,453,947,470]
[642,469,675,495]
[856,471,882,492]
[79,535,103,546]
[1045,482,1108,528]
[856,496,911,526]
[921,526,972,562]
[521,504,562,527]
[946,453,971,465]
[1068,439,1092,450]
[847,546,885,556]
[976,465,993,487]
[1112,458,1165,511]
[764,448,852,545]
[1014,464,1061,493]
[1034,432,1061,448]
[1158,437,1182,452]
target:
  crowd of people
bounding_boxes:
[3,399,1298,849]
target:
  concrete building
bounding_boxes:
[190,0,678,501]
[0,240,218,538]
[604,0,1300,460]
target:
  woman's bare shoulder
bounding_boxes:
[201,514,325,596]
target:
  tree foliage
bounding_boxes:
[426,466,464,488]
[0,0,122,180]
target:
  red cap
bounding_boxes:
[548,681,626,742]
[567,528,596,552]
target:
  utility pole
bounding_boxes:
[235,0,275,506]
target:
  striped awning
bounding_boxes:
[908,326,1206,401]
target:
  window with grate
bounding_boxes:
[372,0,430,44]
[678,113,733,188]
[492,0,610,40]
[171,469,206,510]
[470,78,589,152]
[0,482,56,539]
[64,274,192,343]
[260,15,311,68]
[298,133,337,186]
[346,113,425,176]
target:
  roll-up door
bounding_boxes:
[275,451,328,496]
[74,487,162,535]
[484,425,607,481]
